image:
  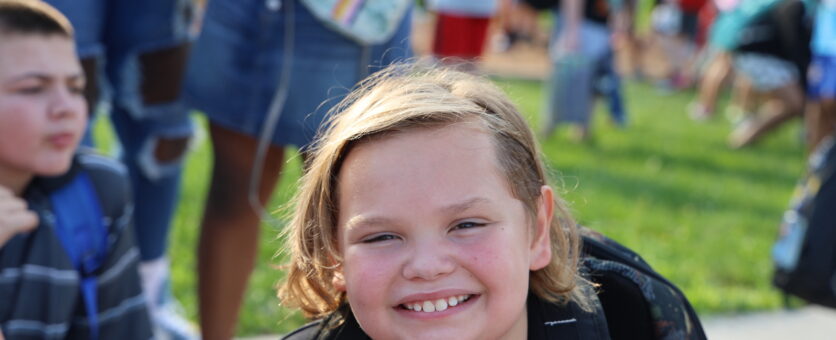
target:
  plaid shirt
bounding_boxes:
[0,152,152,339]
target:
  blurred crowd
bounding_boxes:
[420,0,834,150]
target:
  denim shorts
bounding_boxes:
[44,0,193,59]
[734,53,798,92]
[808,55,836,101]
[184,0,413,148]
[45,0,194,134]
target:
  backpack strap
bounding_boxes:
[581,228,708,340]
[50,170,108,340]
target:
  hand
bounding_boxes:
[510,2,540,30]
[0,186,39,248]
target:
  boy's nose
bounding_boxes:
[49,87,85,120]
[402,241,456,281]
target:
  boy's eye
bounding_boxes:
[68,79,86,95]
[453,221,487,230]
[17,86,44,94]
[361,233,399,243]
[69,85,85,95]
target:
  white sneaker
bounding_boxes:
[140,257,200,340]
[153,297,200,340]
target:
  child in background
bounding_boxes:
[805,0,836,151]
[40,0,198,335]
[726,0,811,148]
[278,65,609,339]
[0,1,150,338]
[534,0,630,140]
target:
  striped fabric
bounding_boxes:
[0,152,152,339]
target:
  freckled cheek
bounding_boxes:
[459,238,528,281]
[344,252,400,300]
[460,242,511,273]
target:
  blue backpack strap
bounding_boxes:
[50,171,108,340]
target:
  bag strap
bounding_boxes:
[809,137,836,182]
[50,171,108,340]
[582,233,708,340]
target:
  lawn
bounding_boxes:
[95,77,806,336]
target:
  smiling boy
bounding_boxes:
[279,66,609,339]
[0,1,151,338]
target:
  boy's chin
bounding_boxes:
[37,159,74,177]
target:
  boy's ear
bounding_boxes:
[332,268,347,292]
[530,185,554,271]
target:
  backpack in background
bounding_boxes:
[772,136,836,308]
[581,228,707,340]
[299,0,411,45]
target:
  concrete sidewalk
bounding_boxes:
[242,306,836,340]
[703,305,836,340]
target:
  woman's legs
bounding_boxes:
[727,75,756,123]
[109,41,197,338]
[198,123,285,339]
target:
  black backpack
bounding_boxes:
[772,137,836,308]
[581,228,707,340]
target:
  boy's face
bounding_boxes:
[0,34,86,180]
[336,123,553,340]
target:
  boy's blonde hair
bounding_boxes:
[279,64,587,319]
[0,0,73,38]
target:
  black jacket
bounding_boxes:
[282,293,611,340]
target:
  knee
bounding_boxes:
[154,136,190,163]
[138,44,191,105]
[136,132,192,181]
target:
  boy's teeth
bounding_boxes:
[435,299,448,311]
[404,295,470,313]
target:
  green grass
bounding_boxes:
[504,78,804,313]
[95,78,805,336]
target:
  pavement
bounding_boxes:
[241,306,836,340]
[702,305,836,340]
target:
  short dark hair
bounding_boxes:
[0,0,73,37]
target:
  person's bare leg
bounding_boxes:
[729,84,803,148]
[823,99,836,137]
[198,123,285,339]
[728,76,755,122]
[692,51,731,119]
[805,100,823,150]
[806,99,836,151]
